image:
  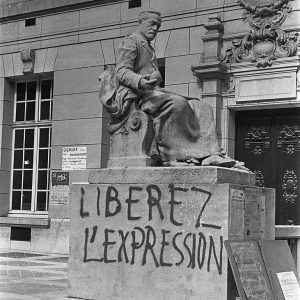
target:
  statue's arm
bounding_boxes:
[116,37,142,91]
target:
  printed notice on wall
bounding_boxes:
[62,147,86,170]
[277,271,300,300]
[229,189,245,235]
[50,172,69,205]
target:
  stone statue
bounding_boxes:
[99,8,245,169]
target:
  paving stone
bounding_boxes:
[34,272,59,278]
[0,261,49,267]
[50,268,68,272]
[39,257,69,263]
[0,250,69,299]
[0,282,65,295]
[0,252,45,258]
[7,270,21,277]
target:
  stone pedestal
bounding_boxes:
[69,167,275,300]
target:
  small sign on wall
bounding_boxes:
[225,240,300,300]
[50,171,70,205]
[277,272,300,300]
[62,147,87,170]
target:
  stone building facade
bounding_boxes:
[0,0,299,274]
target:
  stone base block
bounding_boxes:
[31,219,70,254]
[0,227,10,249]
[0,219,69,254]
[69,167,275,300]
[89,166,256,185]
[108,156,153,168]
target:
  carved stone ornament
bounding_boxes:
[222,77,235,95]
[282,170,298,204]
[20,49,35,73]
[277,126,300,154]
[222,0,299,67]
[245,127,270,155]
[115,110,144,135]
[254,170,265,187]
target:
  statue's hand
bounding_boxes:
[139,75,157,90]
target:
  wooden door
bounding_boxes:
[235,108,300,225]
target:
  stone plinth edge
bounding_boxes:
[89,166,255,185]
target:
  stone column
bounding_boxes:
[191,15,227,147]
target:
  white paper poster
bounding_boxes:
[277,271,300,300]
[62,147,86,170]
[50,172,69,205]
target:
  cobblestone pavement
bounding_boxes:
[0,250,70,300]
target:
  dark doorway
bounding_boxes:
[235,108,300,225]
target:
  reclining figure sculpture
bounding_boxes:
[99,8,244,169]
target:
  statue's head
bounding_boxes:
[138,8,162,41]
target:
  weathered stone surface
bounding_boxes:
[0,58,4,78]
[79,4,121,28]
[165,83,189,96]
[154,30,171,58]
[42,11,79,35]
[165,54,200,85]
[235,67,297,102]
[0,217,50,227]
[89,166,256,185]
[33,49,47,74]
[0,22,19,42]
[149,0,196,14]
[54,41,104,71]
[165,28,190,57]
[52,118,103,146]
[0,125,12,150]
[44,47,58,73]
[18,17,42,38]
[0,193,9,217]
[52,92,102,120]
[2,54,14,77]
[12,52,24,76]
[0,226,10,249]
[0,99,13,125]
[69,167,274,300]
[189,26,205,54]
[107,109,153,168]
[54,66,101,96]
[31,219,70,254]
[101,39,116,65]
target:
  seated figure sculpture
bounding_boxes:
[99,8,243,168]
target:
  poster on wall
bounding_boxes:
[62,146,87,170]
[276,271,300,300]
[50,172,70,205]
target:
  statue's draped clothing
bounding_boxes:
[112,32,220,161]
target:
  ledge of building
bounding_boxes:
[0,0,121,22]
[89,166,256,185]
[0,217,50,228]
[275,225,300,239]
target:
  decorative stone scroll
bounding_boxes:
[282,170,298,204]
[277,126,300,154]
[245,127,270,155]
[254,170,265,187]
[20,49,35,73]
[222,0,299,67]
